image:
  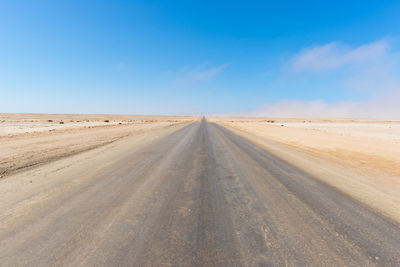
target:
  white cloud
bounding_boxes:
[253,97,400,119]
[174,63,229,86]
[253,39,400,118]
[291,40,389,72]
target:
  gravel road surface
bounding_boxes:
[1,119,399,266]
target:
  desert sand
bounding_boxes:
[1,115,400,265]
[210,117,400,222]
[0,113,197,177]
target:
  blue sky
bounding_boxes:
[1,0,400,116]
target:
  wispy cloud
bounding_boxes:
[173,63,229,86]
[291,40,389,72]
[253,97,400,119]
[254,39,400,118]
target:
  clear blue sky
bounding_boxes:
[1,0,400,116]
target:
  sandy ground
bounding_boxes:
[211,117,400,222]
[0,113,196,135]
[1,119,399,265]
[0,113,197,177]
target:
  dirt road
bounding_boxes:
[1,119,399,266]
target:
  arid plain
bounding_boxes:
[210,117,400,223]
[0,113,196,177]
[1,114,400,265]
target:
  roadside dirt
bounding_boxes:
[0,120,399,265]
[0,114,196,177]
[211,118,400,223]
[212,119,400,177]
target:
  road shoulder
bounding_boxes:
[216,122,400,224]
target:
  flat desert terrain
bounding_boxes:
[0,113,196,177]
[1,114,400,266]
[211,117,400,222]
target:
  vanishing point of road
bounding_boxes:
[1,118,400,266]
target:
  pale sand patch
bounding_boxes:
[0,114,197,177]
[211,118,400,176]
[0,113,195,135]
[211,117,400,223]
[0,121,190,217]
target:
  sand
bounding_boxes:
[211,117,400,176]
[211,117,400,222]
[0,113,196,135]
[2,114,399,222]
[0,113,197,177]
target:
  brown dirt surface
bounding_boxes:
[0,113,197,177]
[210,117,400,222]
